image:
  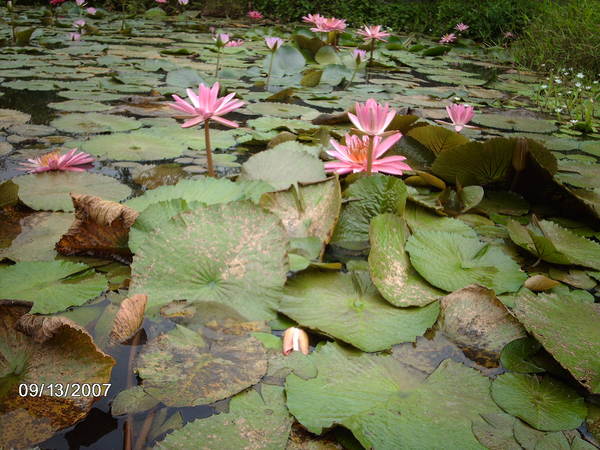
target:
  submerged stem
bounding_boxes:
[204,119,215,177]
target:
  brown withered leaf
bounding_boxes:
[108,293,147,345]
[56,194,139,262]
[16,314,87,343]
[0,300,115,449]
[523,274,560,291]
[439,285,527,367]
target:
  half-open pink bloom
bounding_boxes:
[20,149,94,173]
[85,6,96,14]
[348,98,396,136]
[357,25,390,42]
[325,133,410,175]
[69,32,81,41]
[247,10,263,19]
[302,13,322,25]
[225,39,244,47]
[282,327,309,355]
[170,82,245,128]
[441,104,475,132]
[311,16,346,33]
[75,0,86,6]
[265,37,283,51]
[439,33,457,44]
[353,49,367,64]
[155,0,167,3]
[214,33,230,47]
[455,23,469,32]
[73,19,86,28]
[178,0,189,5]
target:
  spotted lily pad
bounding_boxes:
[130,201,289,320]
[50,113,141,134]
[279,270,439,352]
[134,323,267,407]
[405,230,527,293]
[156,385,292,449]
[13,172,132,212]
[368,214,443,307]
[0,261,107,314]
[0,302,115,449]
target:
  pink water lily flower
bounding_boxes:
[311,16,346,33]
[247,10,263,19]
[353,48,367,64]
[214,33,230,47]
[225,39,244,47]
[170,82,245,128]
[439,33,457,44]
[325,133,411,175]
[265,36,283,51]
[20,149,94,173]
[438,104,475,132]
[357,25,390,42]
[178,0,189,5]
[155,0,167,3]
[73,19,86,28]
[455,23,469,32]
[302,13,322,25]
[85,6,96,14]
[75,0,86,6]
[348,98,396,136]
[69,32,81,40]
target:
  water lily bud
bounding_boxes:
[282,327,309,355]
[7,0,13,10]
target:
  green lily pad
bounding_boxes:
[331,175,408,250]
[239,147,326,191]
[0,302,115,449]
[47,100,112,112]
[491,373,587,431]
[368,214,443,307]
[265,45,306,76]
[165,68,205,88]
[0,108,31,129]
[0,212,73,261]
[246,102,319,119]
[472,413,522,450]
[279,270,439,352]
[81,132,187,161]
[156,385,292,449]
[134,323,267,407]
[286,342,503,449]
[477,190,529,216]
[111,385,160,416]
[406,125,469,155]
[405,203,476,236]
[514,291,600,393]
[500,337,545,374]
[472,114,557,134]
[405,230,527,293]
[0,261,106,314]
[130,201,289,320]
[13,172,131,212]
[50,113,141,134]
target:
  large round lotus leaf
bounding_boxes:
[514,291,600,394]
[156,385,292,449]
[134,324,267,407]
[0,303,115,449]
[14,172,132,212]
[246,102,318,119]
[0,212,73,261]
[239,147,326,191]
[81,132,187,161]
[0,108,30,129]
[405,230,527,294]
[368,214,443,307]
[130,201,289,320]
[472,114,557,133]
[0,261,107,314]
[331,174,408,250]
[47,100,112,112]
[2,79,56,91]
[124,177,258,212]
[439,285,526,365]
[50,113,142,134]
[260,177,341,250]
[129,198,203,253]
[406,125,469,155]
[286,342,503,449]
[165,68,205,88]
[280,270,439,352]
[491,373,587,431]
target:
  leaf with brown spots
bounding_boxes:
[0,301,115,449]
[56,194,139,262]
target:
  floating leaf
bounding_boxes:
[265,45,306,76]
[134,323,267,407]
[130,201,288,320]
[0,302,114,449]
[50,113,141,134]
[500,337,545,374]
[491,373,586,431]
[279,270,439,352]
[165,68,205,88]
[0,261,106,314]
[81,132,187,161]
[407,125,469,155]
[406,230,527,293]
[368,214,443,307]
[514,291,600,393]
[472,413,522,450]
[111,385,160,416]
[13,172,131,212]
[156,385,292,449]
[477,190,529,216]
[472,114,557,134]
[246,102,318,119]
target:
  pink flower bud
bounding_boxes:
[282,327,309,355]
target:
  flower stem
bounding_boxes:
[367,40,375,84]
[266,50,274,90]
[204,119,215,177]
[215,49,221,78]
[366,136,374,175]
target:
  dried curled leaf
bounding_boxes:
[16,314,87,344]
[56,194,139,262]
[524,274,560,292]
[109,293,147,345]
